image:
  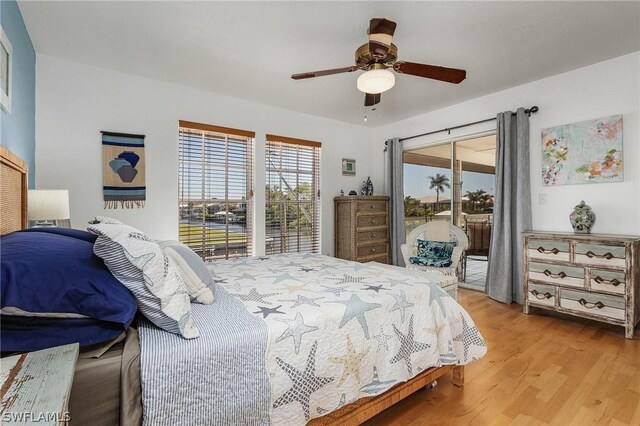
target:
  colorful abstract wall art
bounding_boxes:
[541,115,623,186]
[102,131,146,208]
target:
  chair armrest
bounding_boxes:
[451,246,464,270]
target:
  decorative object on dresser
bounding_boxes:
[569,200,596,234]
[334,195,390,264]
[523,231,640,339]
[0,343,79,423]
[361,176,374,195]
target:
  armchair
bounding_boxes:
[400,221,468,277]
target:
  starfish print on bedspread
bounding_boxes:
[275,312,318,354]
[300,267,315,273]
[348,263,371,272]
[329,274,369,286]
[453,315,485,361]
[372,326,392,352]
[318,263,339,270]
[427,283,448,313]
[271,273,303,284]
[279,294,325,308]
[383,276,412,287]
[389,289,414,323]
[321,286,349,297]
[328,335,368,385]
[389,315,430,375]
[230,288,280,305]
[234,273,256,281]
[362,284,385,293]
[273,341,334,421]
[254,305,285,318]
[327,294,381,339]
[277,282,308,294]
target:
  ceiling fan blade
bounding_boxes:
[364,93,381,107]
[291,66,358,80]
[393,61,467,84]
[368,18,397,58]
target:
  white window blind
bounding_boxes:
[265,135,321,254]
[178,120,254,260]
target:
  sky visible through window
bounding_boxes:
[404,164,495,199]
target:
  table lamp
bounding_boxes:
[27,190,70,227]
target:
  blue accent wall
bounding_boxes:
[0,0,35,188]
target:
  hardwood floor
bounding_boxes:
[365,289,640,425]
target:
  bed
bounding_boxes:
[0,146,486,425]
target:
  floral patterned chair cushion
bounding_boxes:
[409,239,457,267]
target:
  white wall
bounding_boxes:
[374,52,640,236]
[35,55,381,255]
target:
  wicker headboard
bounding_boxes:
[0,146,28,235]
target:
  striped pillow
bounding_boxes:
[89,222,199,339]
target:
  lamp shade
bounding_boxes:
[28,190,70,221]
[357,69,395,94]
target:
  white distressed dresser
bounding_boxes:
[523,231,640,339]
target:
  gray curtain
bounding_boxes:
[486,108,532,304]
[387,138,406,266]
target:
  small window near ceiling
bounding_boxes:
[178,120,254,260]
[265,135,321,254]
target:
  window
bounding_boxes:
[178,120,254,260]
[265,135,321,254]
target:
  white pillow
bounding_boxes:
[89,221,199,339]
[158,241,214,305]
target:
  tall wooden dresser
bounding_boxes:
[523,231,640,339]
[334,196,390,264]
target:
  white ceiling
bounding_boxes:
[18,1,640,127]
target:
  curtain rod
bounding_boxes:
[396,106,539,143]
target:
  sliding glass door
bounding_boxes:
[403,135,495,288]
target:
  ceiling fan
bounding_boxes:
[291,18,467,107]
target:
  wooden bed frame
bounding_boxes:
[0,146,464,425]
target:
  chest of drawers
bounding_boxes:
[523,232,640,339]
[334,196,390,264]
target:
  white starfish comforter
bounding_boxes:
[138,253,487,425]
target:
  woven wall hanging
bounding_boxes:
[101,131,146,208]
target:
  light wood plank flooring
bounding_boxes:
[365,289,640,425]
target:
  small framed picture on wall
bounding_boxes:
[342,158,356,176]
[0,25,12,113]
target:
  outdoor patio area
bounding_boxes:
[460,257,487,292]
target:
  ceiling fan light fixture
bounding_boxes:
[357,68,395,94]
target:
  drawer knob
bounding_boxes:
[585,251,614,260]
[537,246,559,255]
[531,289,553,300]
[370,219,375,224]
[578,298,605,309]
[371,233,377,238]
[371,248,376,252]
[370,205,375,209]
[593,276,622,286]
[543,269,567,279]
